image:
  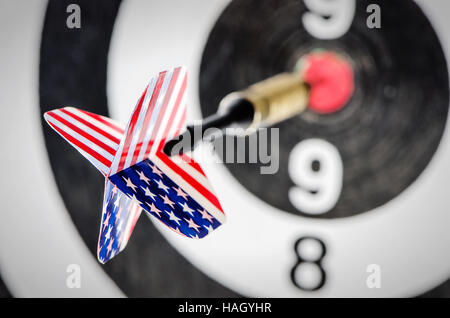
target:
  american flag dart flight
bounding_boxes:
[44,66,225,263]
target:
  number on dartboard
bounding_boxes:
[302,0,356,39]
[288,139,343,215]
[291,237,327,291]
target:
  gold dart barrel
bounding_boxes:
[220,72,309,133]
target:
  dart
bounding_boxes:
[43,67,225,263]
[163,51,354,156]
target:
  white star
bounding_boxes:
[111,185,118,195]
[165,210,181,225]
[141,186,156,200]
[122,176,137,192]
[105,225,112,240]
[173,186,188,200]
[184,217,200,232]
[146,202,162,217]
[154,179,169,193]
[159,194,175,208]
[179,202,195,217]
[102,213,110,230]
[107,238,114,254]
[136,170,150,185]
[204,224,214,233]
[198,208,214,223]
[114,195,121,208]
[128,193,142,205]
[149,163,163,177]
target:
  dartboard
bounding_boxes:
[2,0,450,297]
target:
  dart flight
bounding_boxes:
[44,67,225,263]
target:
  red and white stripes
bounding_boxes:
[44,107,124,176]
[109,66,187,175]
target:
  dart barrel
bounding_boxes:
[220,72,309,133]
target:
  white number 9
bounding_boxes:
[302,0,356,40]
[288,139,343,215]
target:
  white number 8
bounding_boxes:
[302,0,356,40]
[288,139,343,215]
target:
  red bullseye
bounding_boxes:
[300,52,355,114]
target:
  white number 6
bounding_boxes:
[288,139,343,215]
[302,0,356,40]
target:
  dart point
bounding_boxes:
[299,51,355,114]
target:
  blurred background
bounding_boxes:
[2,0,450,297]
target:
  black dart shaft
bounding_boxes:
[163,98,254,156]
